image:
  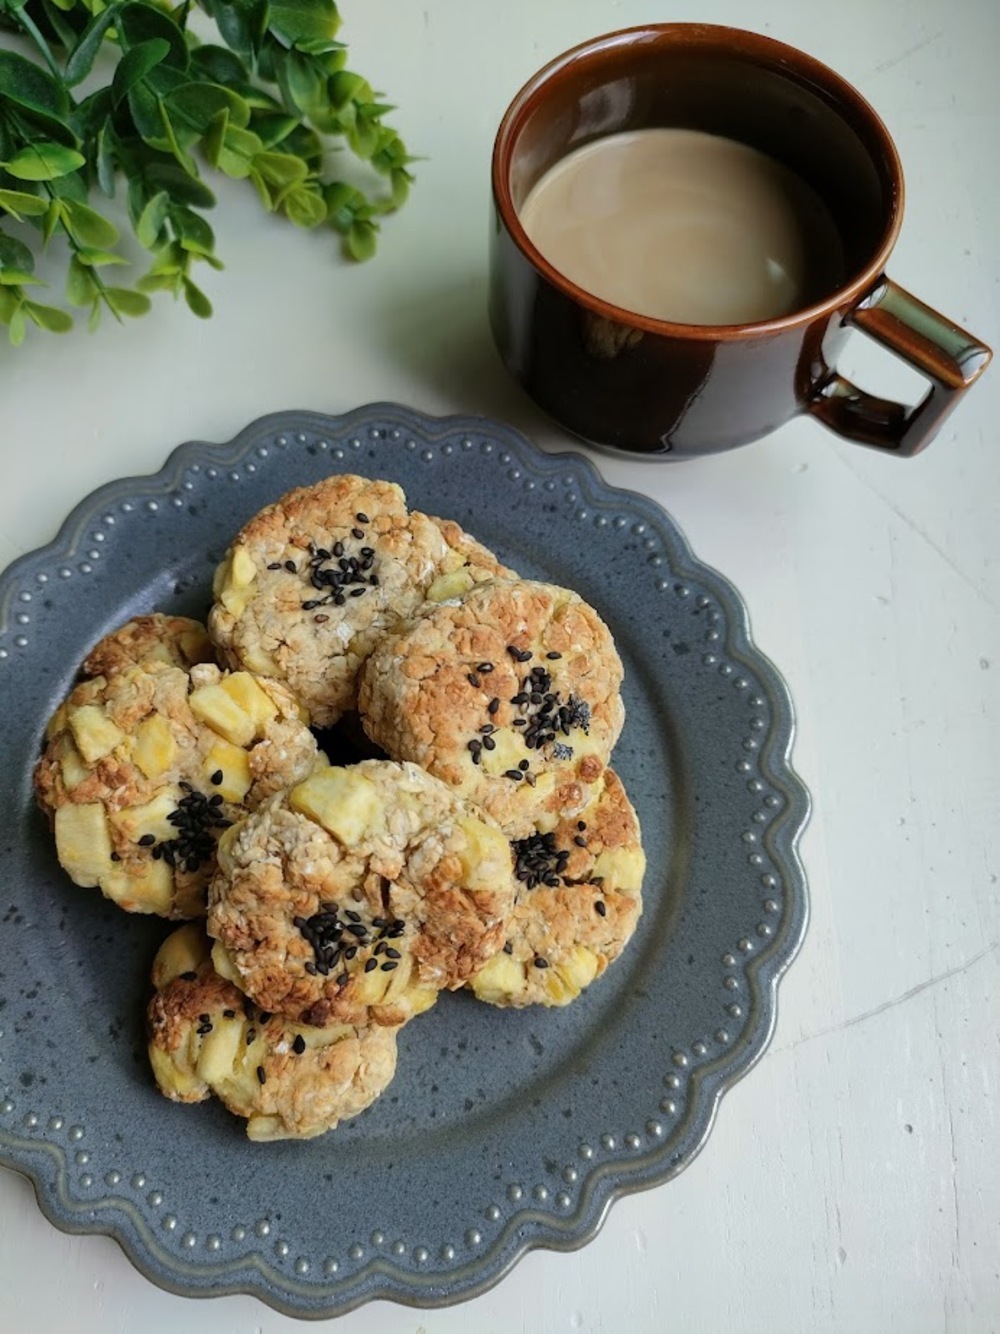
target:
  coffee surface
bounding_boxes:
[518,128,845,325]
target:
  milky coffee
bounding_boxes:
[518,128,845,326]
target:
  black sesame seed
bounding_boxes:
[284,560,297,573]
[210,769,223,785]
[356,512,369,523]
[110,850,121,861]
[267,561,282,570]
[304,961,317,975]
[595,900,607,917]
[137,833,156,847]
[574,835,587,847]
[223,1009,236,1019]
[380,960,398,971]
[364,957,378,972]
[336,972,349,987]
[504,769,524,782]
[246,1028,256,1044]
[352,527,365,540]
[518,759,530,771]
[488,697,500,715]
[503,941,513,954]
[258,1011,272,1023]
[467,672,481,688]
[533,956,549,969]
[256,1065,266,1084]
[482,735,496,751]
[477,662,494,674]
[180,970,197,982]
[546,651,562,660]
[292,1034,306,1054]
[384,947,401,960]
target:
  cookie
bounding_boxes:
[34,659,324,918]
[82,614,216,680]
[357,578,625,837]
[207,474,513,727]
[468,769,645,1007]
[206,759,517,1027]
[147,924,399,1141]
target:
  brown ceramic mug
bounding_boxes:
[489,24,992,458]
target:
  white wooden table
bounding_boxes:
[2,1,998,1330]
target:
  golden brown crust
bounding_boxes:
[34,659,323,919]
[207,476,513,728]
[206,760,517,1026]
[468,770,645,1007]
[82,614,216,679]
[146,925,398,1139]
[357,578,625,837]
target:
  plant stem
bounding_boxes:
[11,5,61,78]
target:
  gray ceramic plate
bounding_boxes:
[0,406,809,1317]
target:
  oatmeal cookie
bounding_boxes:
[147,924,399,1140]
[82,614,216,679]
[206,759,517,1027]
[207,474,513,727]
[357,578,625,838]
[34,659,324,918]
[468,769,645,1007]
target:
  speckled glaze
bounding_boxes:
[0,406,809,1317]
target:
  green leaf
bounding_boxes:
[345,217,378,262]
[251,150,308,191]
[282,183,325,228]
[0,50,68,120]
[251,111,301,149]
[65,4,121,86]
[0,233,35,273]
[0,268,42,286]
[327,70,369,110]
[167,81,251,134]
[275,49,326,119]
[75,248,129,267]
[2,143,86,181]
[143,162,216,209]
[25,299,73,332]
[66,255,98,306]
[61,197,120,248]
[189,44,248,87]
[8,303,27,345]
[112,39,171,109]
[182,276,212,318]
[171,205,214,254]
[0,188,49,219]
[137,270,180,294]
[136,189,169,248]
[268,0,340,48]
[95,124,117,196]
[104,285,151,317]
[42,199,63,244]
[347,116,379,161]
[323,180,366,232]
[117,2,189,70]
[200,0,268,64]
[0,286,18,322]
[88,301,102,331]
[157,99,197,175]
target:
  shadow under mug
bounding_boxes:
[489,24,992,459]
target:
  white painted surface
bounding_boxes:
[1,0,998,1331]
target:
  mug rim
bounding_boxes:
[491,22,905,341]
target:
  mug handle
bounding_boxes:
[807,277,992,456]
